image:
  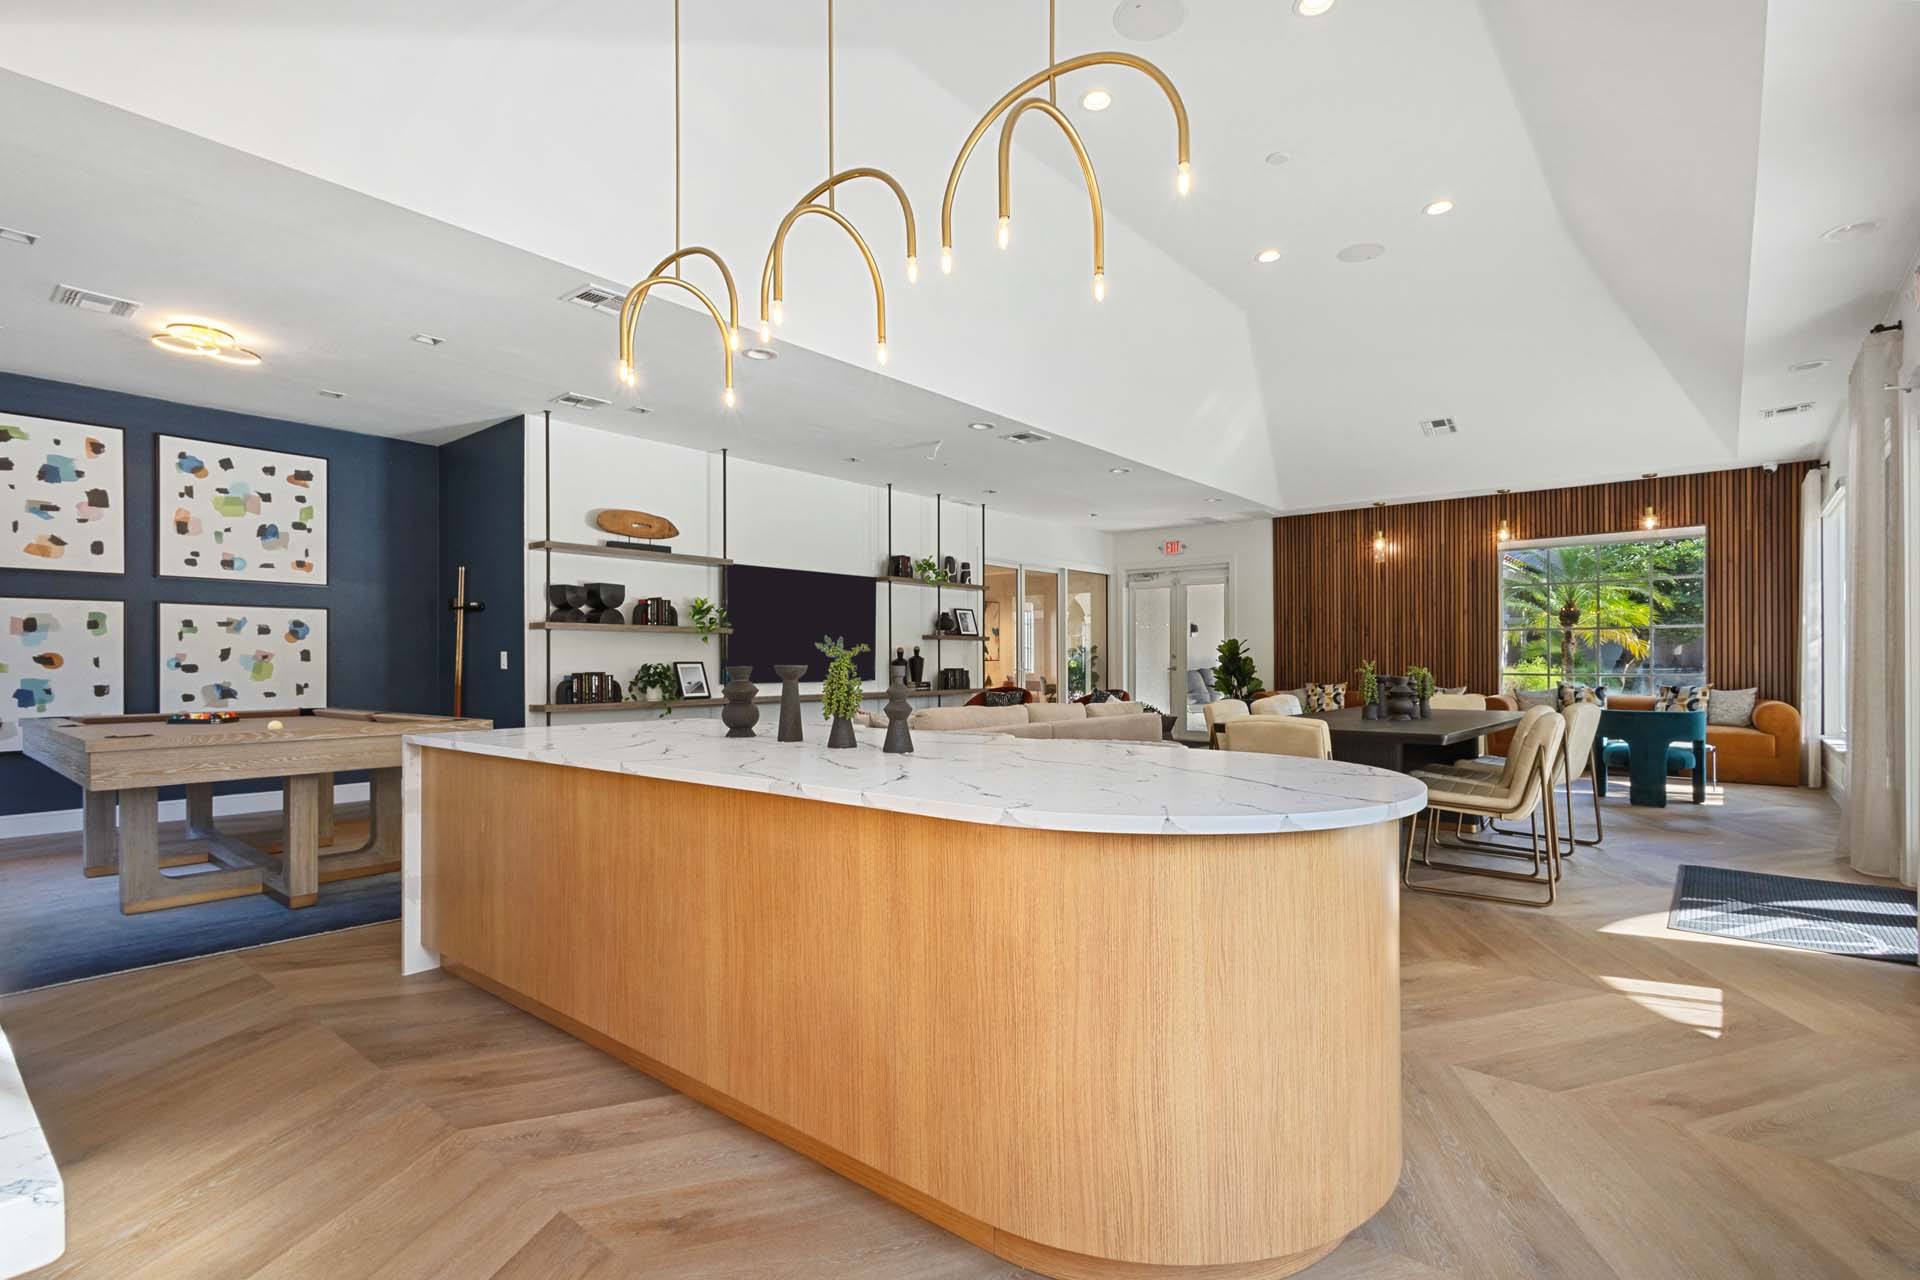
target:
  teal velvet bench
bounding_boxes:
[1595,707,1708,806]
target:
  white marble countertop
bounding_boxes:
[406,718,1425,835]
[1,1023,63,1278]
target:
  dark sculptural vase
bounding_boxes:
[882,676,914,754]
[774,664,806,742]
[721,666,759,738]
[827,715,858,749]
[1378,675,1419,722]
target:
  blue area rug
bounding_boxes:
[1669,864,1917,965]
[2,872,400,994]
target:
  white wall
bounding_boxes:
[1105,518,1275,695]
[526,416,1112,722]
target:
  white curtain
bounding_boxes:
[1799,466,1823,788]
[1839,330,1910,884]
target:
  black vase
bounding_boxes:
[907,645,925,686]
[882,676,914,754]
[828,716,858,749]
[721,666,759,737]
[1419,697,1433,719]
[774,664,806,742]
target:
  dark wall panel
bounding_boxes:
[1271,463,1814,701]
[436,417,525,728]
[0,372,441,816]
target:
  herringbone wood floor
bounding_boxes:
[5,782,1918,1279]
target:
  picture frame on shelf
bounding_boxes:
[674,660,711,700]
[952,606,981,637]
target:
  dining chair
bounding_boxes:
[1223,716,1331,759]
[1422,701,1605,850]
[1403,706,1566,907]
[1202,698,1249,749]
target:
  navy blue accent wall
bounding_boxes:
[0,373,442,817]
[436,417,525,729]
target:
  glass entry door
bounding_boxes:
[1127,566,1229,738]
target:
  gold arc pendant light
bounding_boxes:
[996,98,1105,298]
[939,0,1191,290]
[616,0,740,407]
[758,0,916,367]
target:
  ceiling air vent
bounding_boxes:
[49,284,140,317]
[1760,401,1816,420]
[1003,431,1049,444]
[1420,417,1459,436]
[561,283,627,315]
[551,391,611,410]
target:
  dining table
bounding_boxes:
[1303,706,1525,774]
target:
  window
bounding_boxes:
[1821,490,1848,741]
[1498,532,1706,694]
[1065,570,1109,698]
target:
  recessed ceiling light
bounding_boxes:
[1337,242,1387,263]
[411,333,445,346]
[1263,151,1291,167]
[968,421,995,431]
[316,389,346,399]
[1821,219,1884,243]
[1204,496,1223,503]
[1423,199,1455,216]
[846,456,861,463]
[984,488,998,495]
[1789,358,1832,373]
[626,405,652,414]
[1081,89,1112,111]
[1109,467,1132,475]
[1255,247,1282,264]
[743,347,778,361]
[1294,0,1336,15]
[1090,512,1100,518]
[0,226,37,246]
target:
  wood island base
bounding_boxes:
[421,747,1405,1280]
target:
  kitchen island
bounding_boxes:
[402,719,1424,1280]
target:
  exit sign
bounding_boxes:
[1160,539,1185,557]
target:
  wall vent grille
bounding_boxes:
[1759,401,1816,419]
[551,391,611,409]
[561,283,627,315]
[49,284,140,317]
[1420,417,1459,436]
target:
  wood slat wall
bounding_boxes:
[1270,462,1815,701]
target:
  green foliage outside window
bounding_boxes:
[1498,535,1706,693]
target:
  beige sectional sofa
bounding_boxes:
[897,700,1166,742]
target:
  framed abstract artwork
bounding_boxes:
[157,434,328,584]
[0,412,125,573]
[157,602,329,710]
[0,597,126,752]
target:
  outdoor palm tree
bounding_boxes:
[1499,538,1701,687]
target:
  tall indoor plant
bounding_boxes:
[1212,638,1264,703]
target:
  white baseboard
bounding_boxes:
[0,782,371,841]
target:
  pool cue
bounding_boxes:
[447,566,486,717]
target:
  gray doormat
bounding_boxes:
[1669,864,1917,965]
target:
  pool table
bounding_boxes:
[22,708,490,914]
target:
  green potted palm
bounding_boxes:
[1212,638,1264,703]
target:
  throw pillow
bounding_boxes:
[1303,681,1347,712]
[1511,688,1557,711]
[1707,686,1757,726]
[1087,688,1113,703]
[1654,683,1712,712]
[982,689,1025,708]
[1555,683,1608,708]
[1439,686,1469,696]
[1184,668,1218,705]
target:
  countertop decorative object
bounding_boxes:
[594,508,680,542]
[721,667,759,738]
[774,664,806,742]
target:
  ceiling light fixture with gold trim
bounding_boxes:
[150,321,261,366]
[758,0,917,370]
[616,0,739,408]
[938,0,1190,303]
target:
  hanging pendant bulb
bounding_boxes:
[940,247,953,274]
[728,327,740,352]
[1177,161,1192,196]
[997,216,1010,250]
[876,340,889,366]
[1092,271,1107,302]
[906,255,919,283]
[770,298,785,326]
[723,385,737,409]
[1495,487,1512,543]
[1641,473,1659,529]
[1372,501,1388,564]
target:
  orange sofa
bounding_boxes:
[1485,692,1801,787]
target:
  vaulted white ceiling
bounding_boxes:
[1,0,1915,518]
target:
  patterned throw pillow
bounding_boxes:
[1085,687,1113,704]
[1555,683,1608,708]
[1707,686,1757,726]
[982,689,1026,708]
[1303,681,1347,712]
[1654,683,1711,712]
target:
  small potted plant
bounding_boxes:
[816,635,871,748]
[689,597,729,643]
[912,556,951,585]
[1211,638,1264,703]
[1357,659,1380,720]
[1139,703,1177,741]
[627,662,681,711]
[1406,665,1437,719]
